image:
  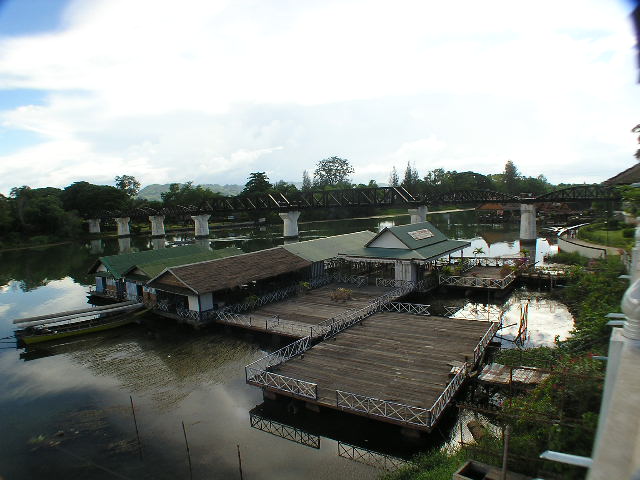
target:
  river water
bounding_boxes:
[0,212,574,479]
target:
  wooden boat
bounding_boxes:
[15,310,146,345]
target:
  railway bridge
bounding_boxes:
[87,184,618,240]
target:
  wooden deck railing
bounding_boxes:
[380,302,431,315]
[245,335,318,399]
[427,364,468,424]
[473,321,500,364]
[216,310,315,337]
[318,280,423,340]
[438,271,517,289]
[336,390,431,427]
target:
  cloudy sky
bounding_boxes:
[0,0,638,194]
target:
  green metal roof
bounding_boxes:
[282,231,376,262]
[88,245,210,279]
[133,247,242,279]
[365,221,449,250]
[342,239,470,261]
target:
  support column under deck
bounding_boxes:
[408,205,428,224]
[115,217,131,237]
[519,204,536,242]
[149,215,165,237]
[87,218,101,234]
[191,214,211,238]
[279,211,301,238]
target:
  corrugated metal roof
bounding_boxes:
[148,247,311,294]
[342,239,469,261]
[365,221,449,250]
[88,245,209,279]
[133,247,242,278]
[282,231,376,262]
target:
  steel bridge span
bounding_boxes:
[87,184,619,240]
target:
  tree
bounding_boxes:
[61,182,129,217]
[302,170,312,191]
[313,156,354,187]
[503,160,521,194]
[115,175,141,198]
[160,182,221,206]
[242,172,272,195]
[633,124,640,160]
[273,180,298,195]
[472,247,485,258]
[388,166,399,187]
[401,161,419,191]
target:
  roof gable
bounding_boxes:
[367,231,409,249]
[366,221,448,250]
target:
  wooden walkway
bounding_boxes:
[215,283,391,338]
[249,312,498,431]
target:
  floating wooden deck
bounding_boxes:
[215,283,391,338]
[247,311,499,431]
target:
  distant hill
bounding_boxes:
[137,183,244,201]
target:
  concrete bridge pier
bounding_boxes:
[115,217,131,237]
[196,238,212,250]
[191,214,211,237]
[87,219,101,234]
[89,239,103,254]
[149,215,165,237]
[118,237,131,253]
[279,211,301,238]
[408,205,428,224]
[151,237,166,250]
[519,204,536,242]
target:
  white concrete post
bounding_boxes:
[631,217,640,282]
[191,214,211,237]
[408,205,428,224]
[279,211,301,238]
[149,215,165,237]
[88,218,101,234]
[115,217,131,237]
[519,204,536,241]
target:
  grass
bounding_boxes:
[576,223,633,250]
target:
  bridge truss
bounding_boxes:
[96,184,620,219]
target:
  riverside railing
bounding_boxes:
[245,335,318,399]
[473,320,500,364]
[337,442,410,471]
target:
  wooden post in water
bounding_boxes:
[501,424,511,480]
[182,421,193,480]
[129,395,143,460]
[237,444,244,480]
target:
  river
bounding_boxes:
[0,211,574,479]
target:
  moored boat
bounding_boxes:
[15,309,146,345]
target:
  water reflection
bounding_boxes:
[0,211,573,479]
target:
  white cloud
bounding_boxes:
[0,0,638,193]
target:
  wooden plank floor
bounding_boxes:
[272,313,493,408]
[249,283,391,327]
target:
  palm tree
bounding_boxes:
[473,247,485,258]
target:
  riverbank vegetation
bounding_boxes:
[382,254,625,480]
[0,158,591,249]
[576,220,634,250]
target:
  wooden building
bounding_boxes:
[88,245,241,302]
[338,221,469,285]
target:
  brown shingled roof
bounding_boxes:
[603,163,640,186]
[148,247,311,294]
